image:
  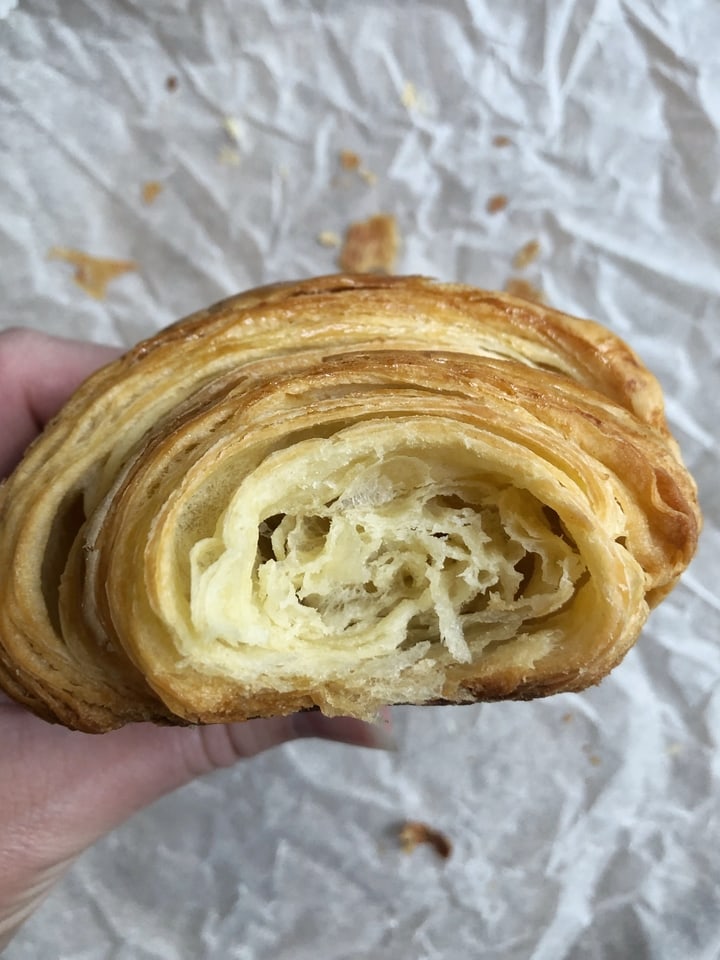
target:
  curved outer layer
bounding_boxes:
[0,275,701,731]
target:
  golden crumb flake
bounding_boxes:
[504,277,545,304]
[399,821,452,860]
[340,150,360,170]
[48,247,137,300]
[493,135,512,147]
[339,214,399,274]
[487,194,508,215]
[165,75,179,92]
[335,150,377,186]
[513,239,541,269]
[141,181,163,205]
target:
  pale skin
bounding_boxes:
[0,329,393,949]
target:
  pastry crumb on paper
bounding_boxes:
[141,181,163,205]
[339,149,360,170]
[487,194,508,214]
[218,146,241,166]
[493,134,513,147]
[400,81,428,113]
[401,81,419,109]
[336,150,377,186]
[165,75,179,92]
[513,239,541,269]
[504,277,544,304]
[48,247,137,300]
[317,230,340,248]
[339,214,399,274]
[218,117,243,165]
[223,116,243,143]
[399,821,453,860]
[359,167,378,185]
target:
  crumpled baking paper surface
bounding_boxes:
[2,1,719,958]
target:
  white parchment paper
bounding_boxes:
[1,1,719,957]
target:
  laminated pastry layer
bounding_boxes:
[0,275,701,730]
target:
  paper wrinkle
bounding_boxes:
[2,0,720,958]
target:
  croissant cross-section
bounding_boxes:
[0,275,700,731]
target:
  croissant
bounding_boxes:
[0,276,700,732]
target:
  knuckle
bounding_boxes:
[181,724,248,777]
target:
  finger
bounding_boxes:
[0,709,393,949]
[0,329,121,478]
[2,710,394,868]
[70,714,395,822]
[186,711,396,775]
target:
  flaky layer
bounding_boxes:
[0,275,701,731]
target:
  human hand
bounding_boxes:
[0,329,393,949]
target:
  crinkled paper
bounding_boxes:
[2,1,719,958]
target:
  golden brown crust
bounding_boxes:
[0,276,701,731]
